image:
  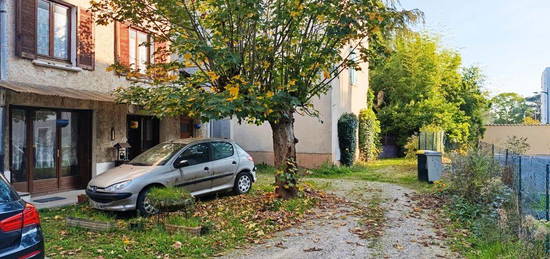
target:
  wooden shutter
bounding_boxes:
[77,8,95,70]
[115,22,130,66]
[15,0,37,59]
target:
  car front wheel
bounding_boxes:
[234,172,252,194]
[137,187,159,217]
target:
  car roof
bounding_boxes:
[166,137,233,145]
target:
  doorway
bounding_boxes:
[10,107,92,194]
[127,115,160,160]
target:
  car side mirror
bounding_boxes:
[175,159,189,169]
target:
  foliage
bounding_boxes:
[404,134,419,159]
[504,136,530,154]
[447,150,505,204]
[490,92,534,124]
[358,90,381,161]
[338,113,359,166]
[148,187,195,215]
[165,215,202,227]
[370,32,490,148]
[523,116,541,125]
[91,0,421,197]
[442,148,547,258]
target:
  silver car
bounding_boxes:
[86,138,256,215]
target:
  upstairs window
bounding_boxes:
[129,28,154,73]
[37,0,71,60]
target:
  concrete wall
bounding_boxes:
[482,125,550,155]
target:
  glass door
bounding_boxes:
[31,110,58,193]
[10,109,28,192]
[59,111,80,190]
[10,107,90,194]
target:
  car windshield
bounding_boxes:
[0,177,18,203]
[128,143,186,166]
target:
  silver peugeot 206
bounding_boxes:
[86,138,256,216]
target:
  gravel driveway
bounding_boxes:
[222,179,457,259]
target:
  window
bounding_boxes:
[177,144,210,166]
[210,119,231,139]
[129,28,154,73]
[211,142,234,160]
[37,0,71,60]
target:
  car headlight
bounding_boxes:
[105,180,132,192]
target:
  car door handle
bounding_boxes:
[232,161,237,165]
[204,167,209,171]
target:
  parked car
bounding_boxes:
[86,138,256,216]
[0,173,44,259]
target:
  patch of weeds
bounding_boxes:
[165,215,201,227]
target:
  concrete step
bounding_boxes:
[17,191,32,203]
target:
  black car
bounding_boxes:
[0,173,44,259]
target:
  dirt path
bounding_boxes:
[222,179,456,259]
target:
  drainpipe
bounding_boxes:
[0,0,7,177]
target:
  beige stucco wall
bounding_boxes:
[482,125,550,155]
[6,0,130,93]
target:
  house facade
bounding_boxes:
[0,0,201,195]
[0,0,369,196]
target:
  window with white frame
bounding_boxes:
[129,29,154,73]
[37,0,71,60]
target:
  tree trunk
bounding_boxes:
[270,112,298,199]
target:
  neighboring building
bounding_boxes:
[0,0,199,195]
[212,48,369,168]
[541,67,550,123]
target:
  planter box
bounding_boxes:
[165,224,202,236]
[66,217,114,232]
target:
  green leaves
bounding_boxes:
[371,32,489,148]
[92,0,420,124]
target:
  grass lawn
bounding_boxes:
[306,158,435,192]
[39,170,320,259]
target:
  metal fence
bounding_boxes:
[479,142,550,221]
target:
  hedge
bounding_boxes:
[358,108,381,161]
[338,113,358,166]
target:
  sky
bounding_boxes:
[400,0,550,97]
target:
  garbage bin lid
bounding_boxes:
[424,151,442,156]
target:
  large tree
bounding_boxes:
[490,92,533,124]
[371,32,489,148]
[91,0,419,198]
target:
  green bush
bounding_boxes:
[148,187,195,216]
[404,135,419,159]
[358,107,381,162]
[338,113,358,166]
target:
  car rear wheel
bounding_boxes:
[234,172,252,195]
[137,187,159,217]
